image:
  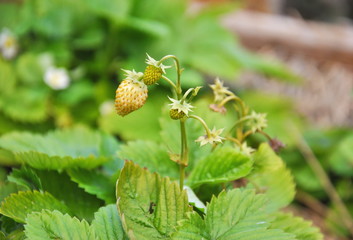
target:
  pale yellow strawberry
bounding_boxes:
[115,79,148,116]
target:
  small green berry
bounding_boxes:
[169,109,186,120]
[143,65,163,85]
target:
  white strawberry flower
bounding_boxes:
[99,100,115,116]
[247,111,268,132]
[195,127,225,146]
[235,142,255,156]
[168,97,194,116]
[209,77,232,103]
[0,28,18,59]
[44,67,70,90]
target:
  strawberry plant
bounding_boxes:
[0,55,322,239]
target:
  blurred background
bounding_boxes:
[0,0,353,239]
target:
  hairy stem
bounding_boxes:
[188,115,211,138]
[161,75,177,90]
[158,55,182,96]
[160,55,188,190]
[179,119,188,190]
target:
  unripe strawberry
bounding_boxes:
[115,79,148,116]
[143,65,163,85]
[169,108,186,120]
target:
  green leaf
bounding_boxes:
[67,168,116,204]
[35,170,104,221]
[4,229,25,240]
[0,231,5,240]
[0,181,19,203]
[171,212,207,239]
[247,143,296,212]
[57,81,95,105]
[0,191,71,223]
[328,133,353,176]
[0,87,49,123]
[116,161,191,239]
[0,149,18,166]
[24,210,96,240]
[84,0,131,23]
[172,189,295,240]
[0,58,16,95]
[117,140,179,179]
[7,166,42,191]
[91,204,127,240]
[0,216,23,236]
[270,212,323,240]
[187,147,253,188]
[15,53,43,85]
[0,126,110,170]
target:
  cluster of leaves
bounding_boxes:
[0,0,297,134]
[239,90,353,238]
[0,119,322,239]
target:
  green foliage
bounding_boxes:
[117,140,179,179]
[24,210,95,240]
[187,146,253,188]
[35,170,104,221]
[328,133,353,177]
[68,168,116,204]
[0,126,111,170]
[270,212,323,240]
[172,189,295,240]
[7,166,42,191]
[0,191,71,223]
[98,91,164,141]
[116,161,191,239]
[91,204,127,240]
[248,143,296,212]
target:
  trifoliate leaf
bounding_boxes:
[7,166,42,191]
[187,147,253,188]
[68,168,116,204]
[117,140,179,179]
[24,210,96,240]
[270,212,323,240]
[116,161,191,239]
[91,204,127,240]
[0,126,110,170]
[172,189,295,240]
[35,170,104,221]
[247,143,296,212]
[0,191,71,223]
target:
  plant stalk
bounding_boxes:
[296,133,353,237]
